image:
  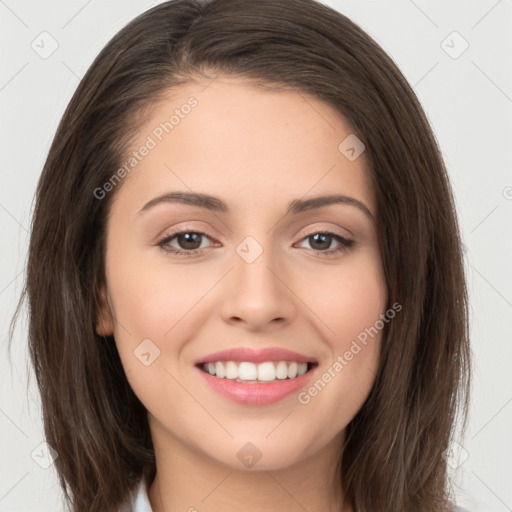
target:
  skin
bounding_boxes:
[96,76,387,512]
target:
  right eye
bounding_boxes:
[157,230,218,256]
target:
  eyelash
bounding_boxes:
[156,229,355,257]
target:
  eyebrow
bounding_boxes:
[138,191,374,220]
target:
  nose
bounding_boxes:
[220,241,296,331]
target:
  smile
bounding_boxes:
[199,360,313,383]
[195,350,319,405]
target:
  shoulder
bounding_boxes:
[118,477,153,512]
[119,483,470,512]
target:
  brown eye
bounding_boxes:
[297,232,354,256]
[158,230,216,256]
[173,232,203,250]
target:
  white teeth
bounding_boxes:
[238,362,258,380]
[225,361,238,379]
[297,362,307,376]
[215,362,225,378]
[275,361,288,379]
[258,362,276,381]
[201,360,311,382]
[287,361,298,378]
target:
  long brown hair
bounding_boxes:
[10,0,471,510]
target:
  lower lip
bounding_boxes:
[195,364,317,406]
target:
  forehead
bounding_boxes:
[113,76,375,217]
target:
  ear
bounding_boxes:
[96,284,114,336]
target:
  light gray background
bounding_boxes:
[1,1,511,511]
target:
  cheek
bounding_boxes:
[292,252,386,421]
[294,249,387,344]
[106,249,208,338]
[105,253,207,410]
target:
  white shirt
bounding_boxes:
[120,477,470,512]
[118,478,153,512]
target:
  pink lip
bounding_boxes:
[195,364,318,406]
[194,347,317,365]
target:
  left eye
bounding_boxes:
[295,232,354,255]
[157,230,354,257]
[157,231,215,255]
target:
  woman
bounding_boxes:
[12,0,471,510]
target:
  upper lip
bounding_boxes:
[195,347,317,365]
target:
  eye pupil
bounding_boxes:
[310,233,331,250]
[178,232,202,250]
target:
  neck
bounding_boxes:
[147,416,353,512]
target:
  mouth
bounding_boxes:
[194,355,319,406]
[193,346,319,405]
[196,360,319,384]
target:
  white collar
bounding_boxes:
[119,477,153,512]
[120,477,470,512]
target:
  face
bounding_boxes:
[96,76,387,472]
